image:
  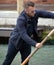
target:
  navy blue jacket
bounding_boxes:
[9,10,54,48]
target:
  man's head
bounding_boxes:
[24,1,36,17]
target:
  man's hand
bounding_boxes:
[35,43,43,49]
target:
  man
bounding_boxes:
[2,1,54,65]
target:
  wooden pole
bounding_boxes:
[17,0,24,14]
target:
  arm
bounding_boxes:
[17,16,37,47]
[37,10,54,18]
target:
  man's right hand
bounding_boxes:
[35,43,43,49]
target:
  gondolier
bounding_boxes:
[2,1,54,65]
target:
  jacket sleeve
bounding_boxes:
[17,16,37,47]
[37,10,54,18]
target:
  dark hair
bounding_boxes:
[24,1,35,8]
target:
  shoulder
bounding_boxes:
[17,10,30,23]
[18,11,26,20]
[17,11,27,25]
[35,10,46,14]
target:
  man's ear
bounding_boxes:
[25,9,29,14]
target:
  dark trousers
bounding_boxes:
[2,41,31,65]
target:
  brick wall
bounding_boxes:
[0,0,54,10]
[0,0,54,4]
[0,0,16,4]
[0,0,17,10]
[24,0,54,4]
[35,0,54,4]
[24,0,54,11]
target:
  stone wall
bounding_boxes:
[0,11,18,27]
[0,11,54,27]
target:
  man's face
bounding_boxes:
[25,6,35,17]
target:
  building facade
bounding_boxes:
[0,0,54,10]
[24,0,54,4]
